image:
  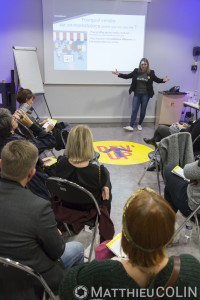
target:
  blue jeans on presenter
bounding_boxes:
[130,94,150,127]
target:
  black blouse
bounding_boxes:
[55,157,112,206]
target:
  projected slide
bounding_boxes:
[53,14,145,71]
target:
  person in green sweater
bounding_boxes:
[59,188,200,300]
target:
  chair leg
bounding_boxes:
[194,213,200,246]
[63,223,72,236]
[154,158,161,195]
[88,215,99,262]
[138,149,158,185]
[174,206,200,239]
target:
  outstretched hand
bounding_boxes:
[112,69,119,76]
[163,76,170,82]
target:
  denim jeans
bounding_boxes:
[61,241,84,270]
[130,93,150,127]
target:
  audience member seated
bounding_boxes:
[16,87,71,150]
[0,140,84,295]
[144,119,200,153]
[59,187,200,300]
[143,119,200,171]
[0,108,56,199]
[164,161,200,220]
[56,125,112,215]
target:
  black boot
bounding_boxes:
[143,137,156,147]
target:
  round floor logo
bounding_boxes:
[73,285,89,299]
[93,141,153,165]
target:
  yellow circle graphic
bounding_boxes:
[93,141,153,165]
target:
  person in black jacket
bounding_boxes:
[112,58,169,131]
[144,119,200,150]
[0,108,56,200]
[0,140,84,295]
[16,87,71,150]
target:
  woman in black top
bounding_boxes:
[56,125,112,214]
[112,58,169,131]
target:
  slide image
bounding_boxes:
[54,32,87,70]
[53,13,145,71]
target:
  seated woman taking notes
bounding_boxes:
[59,188,200,300]
[16,87,71,150]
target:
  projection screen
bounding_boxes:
[42,0,148,84]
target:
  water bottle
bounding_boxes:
[184,221,193,240]
[193,90,198,104]
[189,96,193,103]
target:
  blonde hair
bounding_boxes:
[65,125,94,162]
[121,188,175,267]
[1,140,38,181]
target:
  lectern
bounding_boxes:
[155,92,188,127]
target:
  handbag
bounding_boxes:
[95,240,114,260]
[152,256,180,300]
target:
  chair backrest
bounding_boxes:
[46,177,101,214]
[158,132,194,177]
[0,257,56,300]
[60,128,70,147]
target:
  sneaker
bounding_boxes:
[123,126,134,132]
[137,125,142,131]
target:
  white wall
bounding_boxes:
[0,0,200,123]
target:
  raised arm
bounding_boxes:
[112,69,119,76]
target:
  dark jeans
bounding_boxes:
[154,125,171,142]
[130,93,150,126]
[164,164,193,217]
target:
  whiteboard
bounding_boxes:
[13,47,44,94]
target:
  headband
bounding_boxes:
[122,188,172,252]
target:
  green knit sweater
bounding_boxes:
[59,254,200,299]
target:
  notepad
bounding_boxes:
[171,166,190,182]
[42,157,57,167]
[42,119,57,129]
[106,233,127,258]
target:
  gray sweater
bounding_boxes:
[184,160,200,213]
[159,132,194,178]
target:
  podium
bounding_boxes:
[155,92,188,127]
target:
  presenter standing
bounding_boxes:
[112,58,169,131]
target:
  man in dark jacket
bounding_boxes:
[0,108,56,199]
[0,140,84,294]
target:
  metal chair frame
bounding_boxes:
[0,257,56,300]
[139,131,197,195]
[173,204,200,244]
[138,147,161,194]
[46,177,101,262]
